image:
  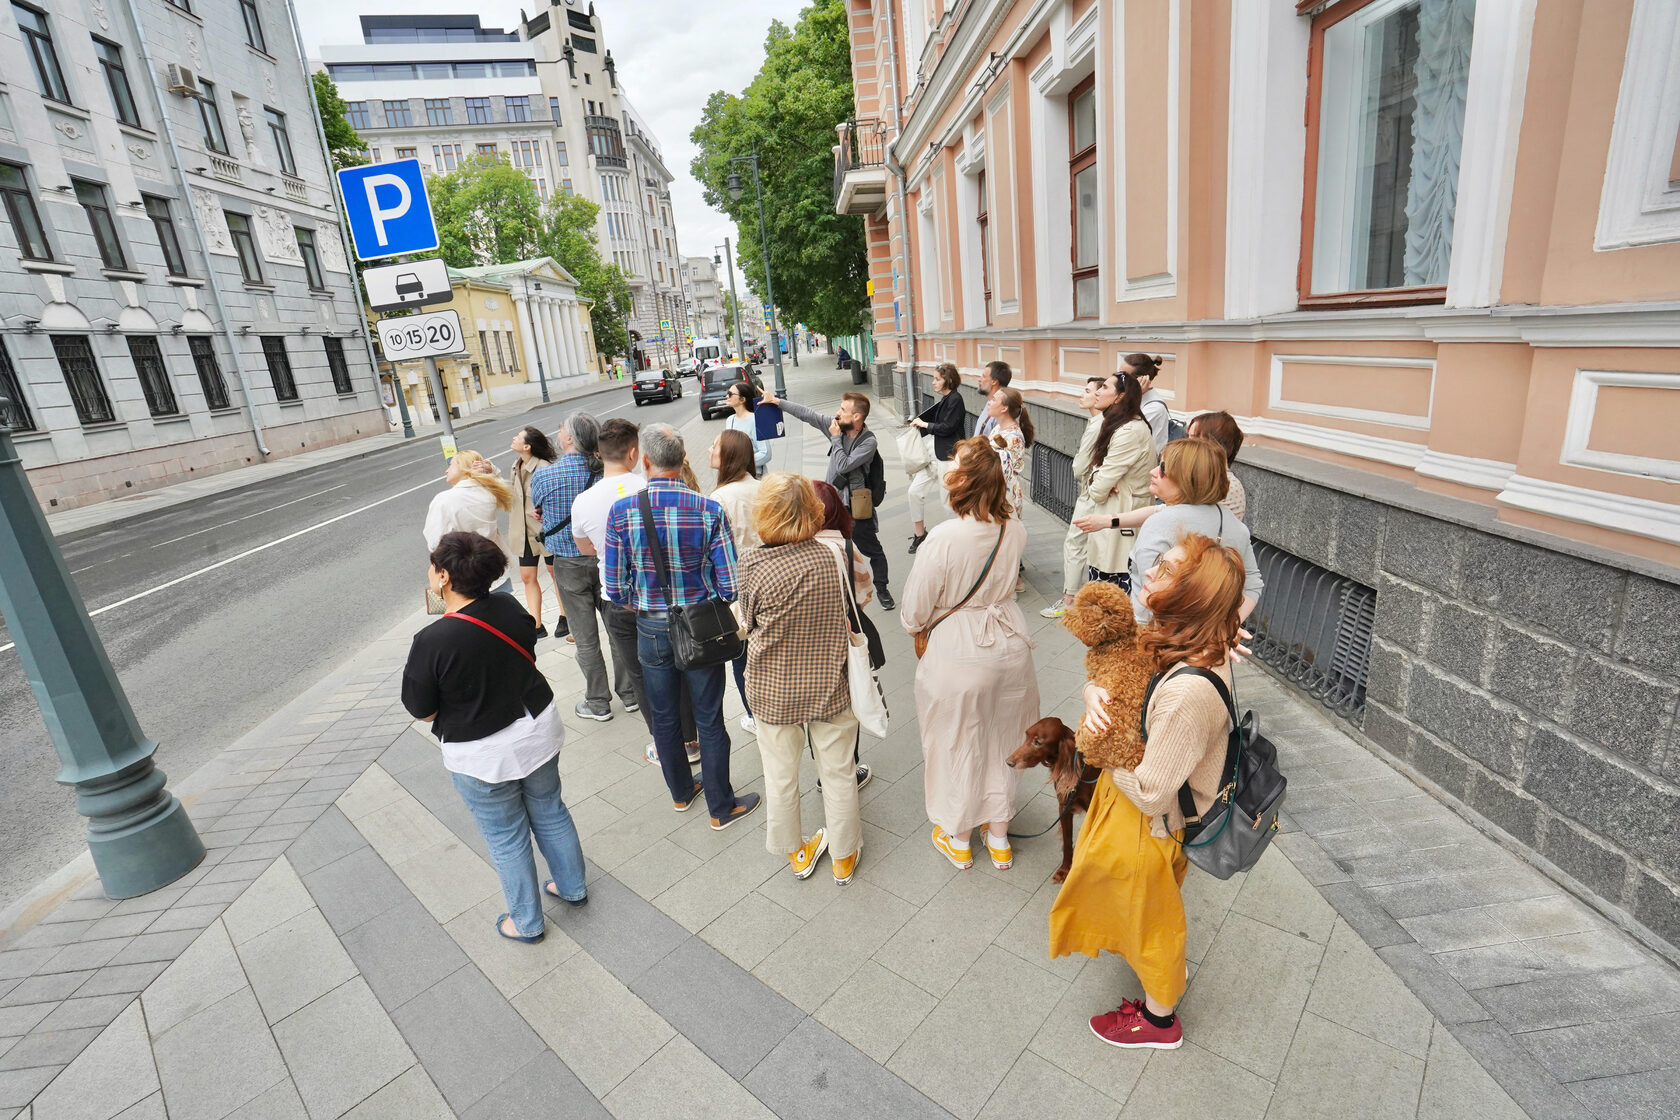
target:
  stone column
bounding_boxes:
[568,301,592,376]
[561,300,585,378]
[535,299,563,382]
[557,299,581,378]
[515,295,545,386]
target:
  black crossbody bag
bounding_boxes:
[1139,666,1287,880]
[637,491,745,669]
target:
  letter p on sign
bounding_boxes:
[336,158,439,262]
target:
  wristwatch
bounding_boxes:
[1111,517,1120,529]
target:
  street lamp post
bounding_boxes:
[0,398,204,897]
[727,146,786,395]
[714,239,746,365]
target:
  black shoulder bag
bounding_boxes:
[1139,666,1287,880]
[637,491,745,669]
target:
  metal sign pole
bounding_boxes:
[424,356,456,455]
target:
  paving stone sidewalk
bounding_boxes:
[0,362,1673,1119]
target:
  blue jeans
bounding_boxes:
[449,754,586,937]
[636,614,739,818]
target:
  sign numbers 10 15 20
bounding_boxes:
[377,309,466,360]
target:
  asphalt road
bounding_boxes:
[0,376,719,911]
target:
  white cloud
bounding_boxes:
[292,0,812,311]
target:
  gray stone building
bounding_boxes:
[684,255,722,342]
[0,0,380,512]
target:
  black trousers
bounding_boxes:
[850,513,891,597]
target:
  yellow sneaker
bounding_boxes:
[931,826,974,870]
[832,843,861,885]
[788,829,828,880]
[985,833,1013,870]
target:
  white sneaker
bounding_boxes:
[1039,600,1068,619]
[644,742,658,765]
[740,715,757,734]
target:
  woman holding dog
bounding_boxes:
[901,438,1039,872]
[1047,532,1246,1050]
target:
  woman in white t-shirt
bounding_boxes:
[723,380,772,473]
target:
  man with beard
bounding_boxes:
[759,389,894,610]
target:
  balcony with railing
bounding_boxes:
[833,118,889,216]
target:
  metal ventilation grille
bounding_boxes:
[1030,443,1076,523]
[1248,540,1377,719]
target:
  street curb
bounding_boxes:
[49,378,635,541]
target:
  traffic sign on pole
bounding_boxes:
[364,258,452,312]
[336,159,439,262]
[377,309,467,360]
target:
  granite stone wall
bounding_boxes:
[1238,459,1680,957]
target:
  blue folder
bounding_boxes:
[754,404,785,440]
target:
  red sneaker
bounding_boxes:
[1089,1000,1183,1049]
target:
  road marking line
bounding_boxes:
[150,485,348,547]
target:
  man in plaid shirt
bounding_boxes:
[603,424,760,831]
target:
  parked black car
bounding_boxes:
[698,363,763,420]
[632,368,683,405]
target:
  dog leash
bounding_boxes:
[1007,755,1100,840]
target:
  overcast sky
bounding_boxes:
[293,0,813,308]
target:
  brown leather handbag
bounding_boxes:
[911,523,1006,658]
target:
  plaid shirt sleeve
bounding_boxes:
[709,501,739,601]
[602,497,631,605]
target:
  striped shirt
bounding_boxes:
[602,478,738,612]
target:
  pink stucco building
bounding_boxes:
[839,0,1680,954]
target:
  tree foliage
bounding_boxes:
[423,156,634,357]
[690,0,867,338]
[311,72,368,171]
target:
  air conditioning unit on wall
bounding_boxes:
[165,64,201,97]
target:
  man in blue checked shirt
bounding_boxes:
[603,423,761,832]
[530,411,636,722]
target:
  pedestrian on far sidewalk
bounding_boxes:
[901,439,1039,872]
[710,429,763,733]
[758,388,894,610]
[907,362,965,553]
[1051,532,1247,1051]
[509,426,568,640]
[402,530,587,944]
[532,412,638,721]
[738,473,863,885]
[602,423,761,831]
[423,450,515,595]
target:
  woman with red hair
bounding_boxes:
[1048,531,1247,1051]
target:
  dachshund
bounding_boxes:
[1007,716,1099,882]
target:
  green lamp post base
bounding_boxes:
[78,756,205,898]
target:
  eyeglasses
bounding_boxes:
[1152,560,1178,580]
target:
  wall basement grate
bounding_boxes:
[1248,540,1376,720]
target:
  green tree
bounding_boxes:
[690,0,867,339]
[423,157,634,358]
[311,72,368,171]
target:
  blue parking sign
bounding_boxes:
[336,159,439,262]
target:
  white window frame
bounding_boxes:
[1595,0,1680,250]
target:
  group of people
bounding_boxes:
[401,356,1268,1053]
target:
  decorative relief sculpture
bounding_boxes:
[185,31,202,70]
[91,0,110,30]
[235,103,262,164]
[253,205,301,263]
[314,226,348,274]
[193,188,234,254]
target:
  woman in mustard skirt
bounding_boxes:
[1048,532,1249,1050]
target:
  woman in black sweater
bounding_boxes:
[906,363,967,552]
[402,531,587,944]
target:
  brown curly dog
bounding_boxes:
[1063,580,1152,771]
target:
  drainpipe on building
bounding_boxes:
[280,0,390,430]
[118,0,270,456]
[880,0,918,410]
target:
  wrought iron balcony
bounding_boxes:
[833,118,889,216]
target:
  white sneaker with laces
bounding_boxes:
[740,715,757,734]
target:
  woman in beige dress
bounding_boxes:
[901,438,1039,872]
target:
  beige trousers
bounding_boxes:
[1063,495,1095,596]
[757,710,862,861]
[907,459,950,525]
